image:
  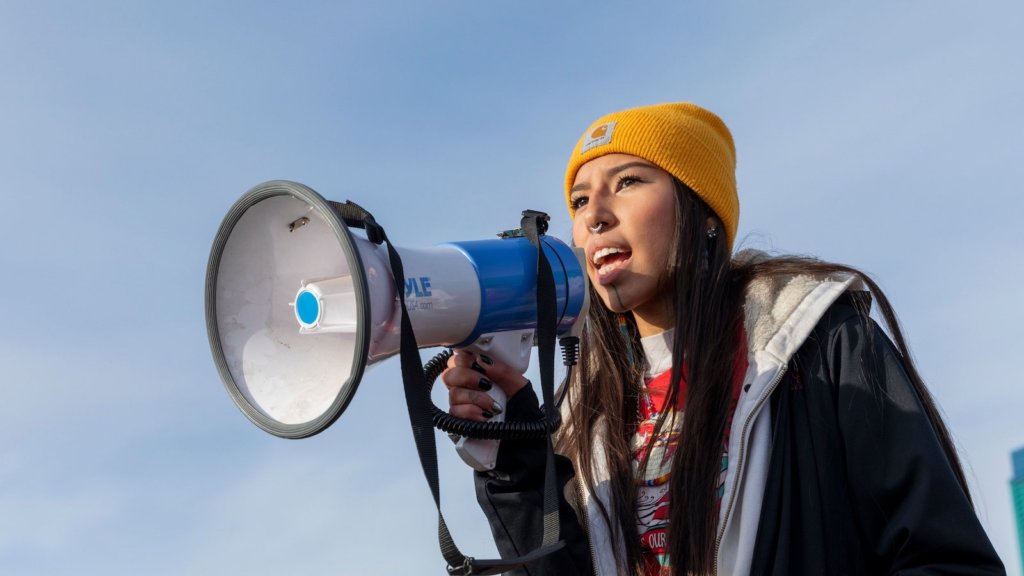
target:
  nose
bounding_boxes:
[583,194,615,234]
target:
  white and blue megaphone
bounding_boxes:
[206,181,588,469]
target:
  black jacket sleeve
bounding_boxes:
[828,308,1005,575]
[752,299,1004,575]
[474,385,594,576]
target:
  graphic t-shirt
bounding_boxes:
[633,329,747,576]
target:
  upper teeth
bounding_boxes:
[593,247,624,265]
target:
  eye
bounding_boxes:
[616,174,644,191]
[570,195,588,211]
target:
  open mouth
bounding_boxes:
[592,246,632,276]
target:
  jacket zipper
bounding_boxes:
[713,365,787,575]
[577,366,788,575]
[574,473,600,575]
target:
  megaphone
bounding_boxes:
[206,181,588,452]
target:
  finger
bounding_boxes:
[448,404,493,421]
[441,367,495,392]
[446,350,529,398]
[446,349,471,369]
[449,387,503,415]
[454,351,497,378]
[450,349,478,368]
[472,357,529,395]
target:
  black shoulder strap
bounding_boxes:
[336,201,564,575]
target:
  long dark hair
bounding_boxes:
[556,179,970,575]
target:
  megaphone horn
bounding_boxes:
[207,181,588,440]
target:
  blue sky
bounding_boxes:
[2,2,1023,574]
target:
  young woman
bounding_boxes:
[443,103,1004,575]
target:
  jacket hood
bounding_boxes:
[737,249,865,362]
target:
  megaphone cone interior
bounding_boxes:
[206,181,370,438]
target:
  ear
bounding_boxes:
[705,216,721,234]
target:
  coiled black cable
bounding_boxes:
[425,337,580,440]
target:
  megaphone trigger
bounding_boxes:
[465,329,534,375]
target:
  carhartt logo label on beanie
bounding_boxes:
[581,121,616,154]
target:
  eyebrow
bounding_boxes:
[569,161,656,194]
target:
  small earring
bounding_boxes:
[703,227,719,272]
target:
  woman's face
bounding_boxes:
[570,153,678,336]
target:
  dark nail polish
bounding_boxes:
[491,400,504,415]
[479,354,494,365]
[471,362,487,375]
[482,410,494,419]
[478,377,493,391]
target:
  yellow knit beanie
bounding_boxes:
[564,102,739,250]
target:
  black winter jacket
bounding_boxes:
[474,296,1005,575]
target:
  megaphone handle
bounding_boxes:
[454,385,506,471]
[455,330,529,470]
[465,330,533,376]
